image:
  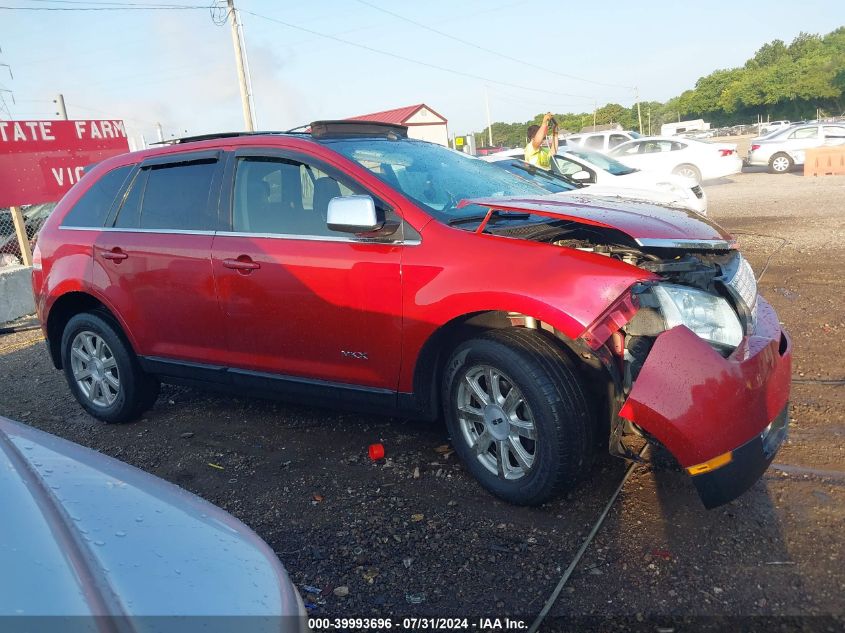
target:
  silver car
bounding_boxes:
[748,122,845,173]
[0,416,307,629]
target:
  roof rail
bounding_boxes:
[150,131,286,145]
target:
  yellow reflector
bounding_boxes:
[687,451,733,476]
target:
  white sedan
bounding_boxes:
[608,136,742,183]
[484,147,707,215]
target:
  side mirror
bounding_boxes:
[327,195,382,233]
[571,170,592,182]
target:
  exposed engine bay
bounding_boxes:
[488,218,761,462]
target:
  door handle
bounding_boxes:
[222,256,261,272]
[101,248,128,262]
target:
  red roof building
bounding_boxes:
[347,104,449,146]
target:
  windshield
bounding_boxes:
[490,160,576,193]
[322,138,550,219]
[560,146,637,175]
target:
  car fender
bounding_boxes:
[398,225,654,393]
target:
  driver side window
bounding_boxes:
[231,156,360,237]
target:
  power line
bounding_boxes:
[352,0,634,92]
[240,8,596,101]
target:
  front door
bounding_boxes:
[211,150,403,392]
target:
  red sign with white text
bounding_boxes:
[0,119,130,207]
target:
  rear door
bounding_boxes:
[823,125,845,146]
[211,148,403,392]
[93,151,226,365]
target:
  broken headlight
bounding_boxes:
[652,284,744,349]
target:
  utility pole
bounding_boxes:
[484,86,493,146]
[54,93,68,120]
[593,101,597,130]
[647,108,651,136]
[634,87,643,135]
[227,0,255,132]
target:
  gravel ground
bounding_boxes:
[1,169,843,628]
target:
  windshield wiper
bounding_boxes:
[448,210,531,226]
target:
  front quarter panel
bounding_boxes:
[398,223,653,392]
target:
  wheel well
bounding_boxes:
[45,292,116,369]
[407,311,614,442]
[674,163,700,175]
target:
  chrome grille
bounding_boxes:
[726,254,758,324]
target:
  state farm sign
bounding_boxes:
[0,119,130,207]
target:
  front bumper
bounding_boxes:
[619,296,792,507]
[691,403,789,508]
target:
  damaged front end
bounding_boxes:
[571,236,791,508]
[479,208,791,508]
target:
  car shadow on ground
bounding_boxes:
[741,165,805,176]
[550,458,818,619]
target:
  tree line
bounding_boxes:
[475,27,845,148]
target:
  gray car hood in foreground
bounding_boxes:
[0,416,303,620]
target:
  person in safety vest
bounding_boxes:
[524,112,558,169]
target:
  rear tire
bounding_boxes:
[443,328,593,506]
[61,312,159,423]
[672,163,701,183]
[769,153,793,174]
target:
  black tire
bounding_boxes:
[672,163,702,183]
[443,328,593,506]
[60,311,159,423]
[768,152,793,174]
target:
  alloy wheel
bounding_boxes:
[70,330,120,407]
[455,364,537,480]
[677,166,699,181]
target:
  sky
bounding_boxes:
[1,0,843,148]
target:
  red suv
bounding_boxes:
[32,121,791,508]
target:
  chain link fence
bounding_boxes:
[0,203,56,268]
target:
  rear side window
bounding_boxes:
[62,165,132,227]
[584,135,605,149]
[114,159,217,231]
[789,127,818,140]
[608,134,629,148]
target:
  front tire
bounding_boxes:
[61,312,159,423]
[443,329,593,506]
[769,153,793,173]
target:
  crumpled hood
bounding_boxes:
[553,186,695,212]
[462,195,734,247]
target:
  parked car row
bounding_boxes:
[747,121,845,172]
[562,129,640,152]
[482,146,708,215]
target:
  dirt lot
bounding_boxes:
[1,169,843,628]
